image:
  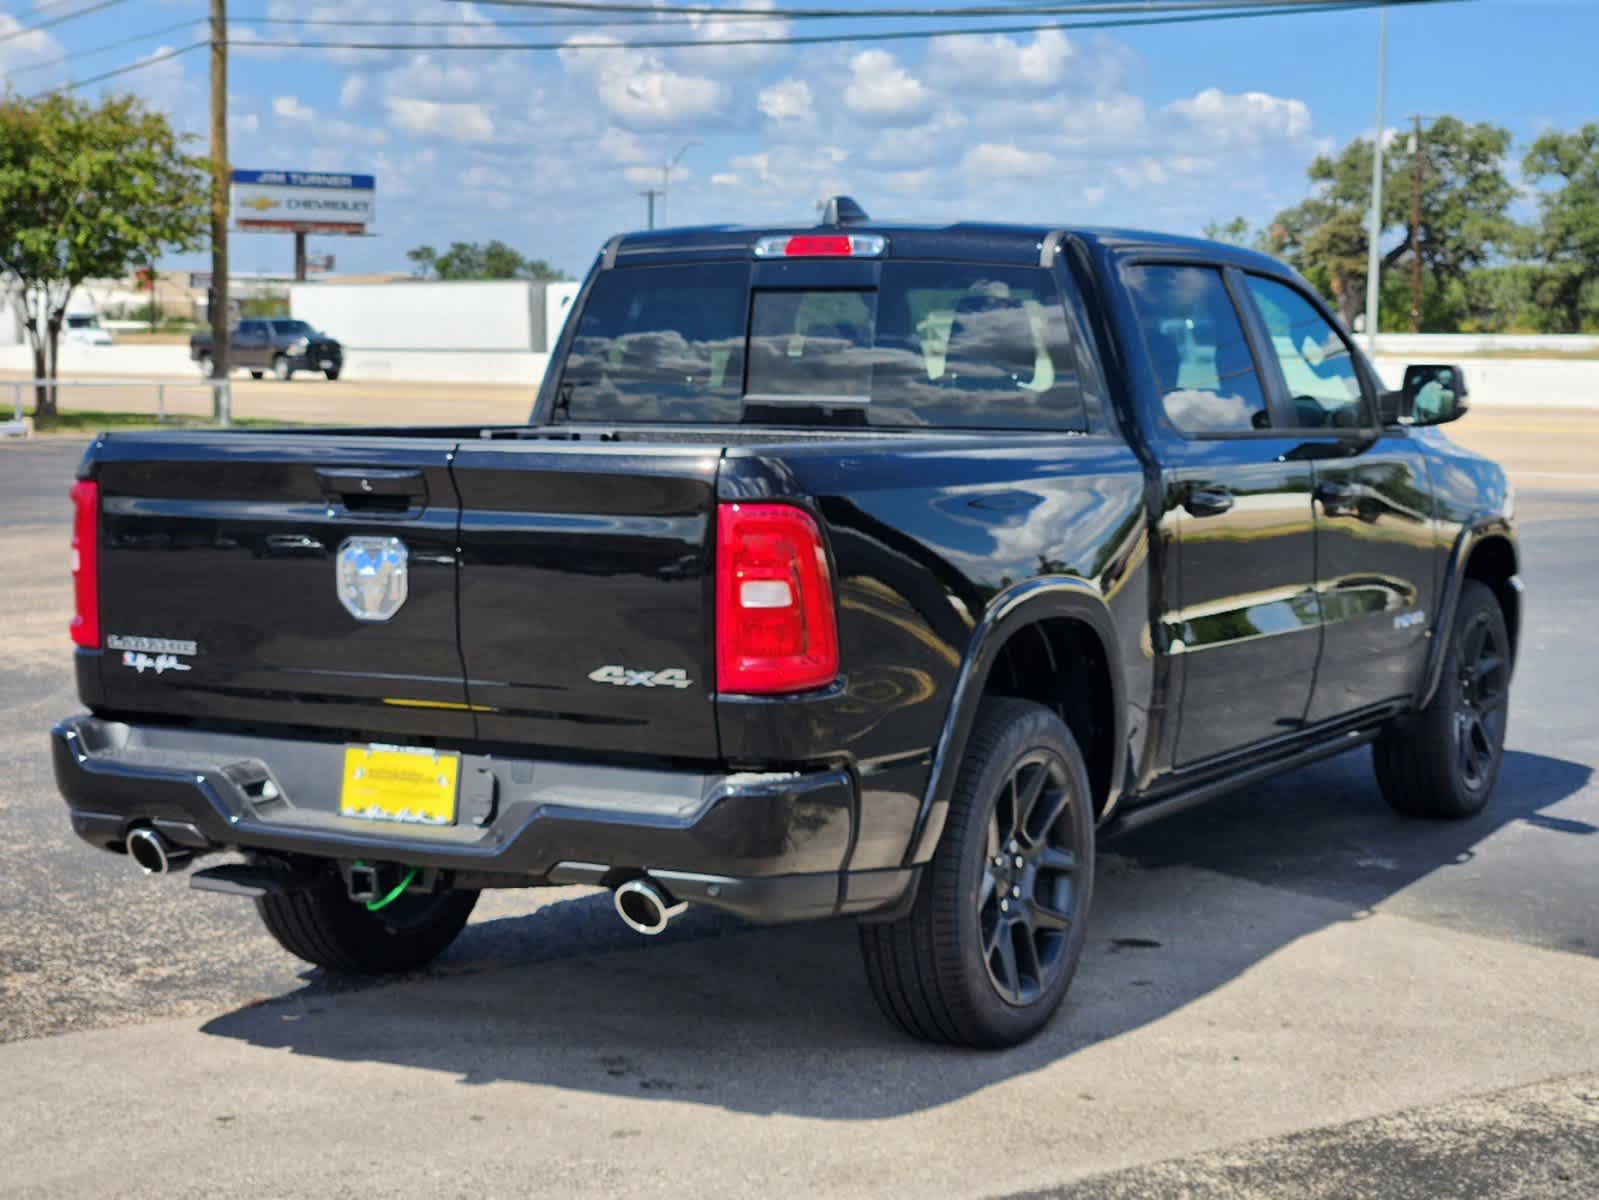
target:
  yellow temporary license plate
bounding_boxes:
[339,745,459,826]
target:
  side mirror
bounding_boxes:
[1398,363,1469,427]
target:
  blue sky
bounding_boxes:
[0,0,1590,278]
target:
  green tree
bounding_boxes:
[1522,123,1599,332]
[0,93,207,423]
[1262,118,1517,332]
[413,239,569,282]
[1202,216,1255,247]
[406,244,438,278]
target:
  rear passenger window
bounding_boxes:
[1245,275,1370,429]
[1124,265,1270,434]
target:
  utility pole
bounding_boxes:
[639,188,661,230]
[294,230,307,282]
[208,0,230,423]
[1410,113,1425,335]
[1362,7,1386,355]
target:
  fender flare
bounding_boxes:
[902,577,1128,866]
[1417,513,1520,710]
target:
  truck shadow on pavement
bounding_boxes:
[200,746,1592,1119]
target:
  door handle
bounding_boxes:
[1183,487,1234,518]
[316,468,427,514]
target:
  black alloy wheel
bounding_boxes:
[1454,603,1509,792]
[1374,580,1511,819]
[860,697,1095,1047]
[978,749,1082,1006]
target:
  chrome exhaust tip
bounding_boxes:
[613,877,687,936]
[126,827,189,876]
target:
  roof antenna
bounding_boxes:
[821,196,869,227]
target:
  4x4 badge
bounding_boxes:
[588,665,693,689]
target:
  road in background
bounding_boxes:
[1,414,1595,1197]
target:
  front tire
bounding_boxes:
[324,368,341,381]
[1374,580,1511,819]
[256,871,478,974]
[860,697,1095,1047]
[272,354,293,381]
[249,369,264,380]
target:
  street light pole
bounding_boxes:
[1362,6,1386,356]
[660,139,700,229]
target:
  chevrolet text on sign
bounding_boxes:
[230,169,376,234]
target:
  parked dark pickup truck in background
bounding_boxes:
[57,199,1517,1047]
[189,318,342,381]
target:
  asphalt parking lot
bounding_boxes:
[1,405,1596,1198]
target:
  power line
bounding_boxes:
[26,40,206,99]
[232,1,1454,55]
[8,18,195,76]
[0,0,131,46]
[451,0,1409,16]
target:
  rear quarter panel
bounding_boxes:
[719,434,1150,870]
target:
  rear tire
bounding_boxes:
[255,871,478,974]
[1374,581,1511,819]
[324,368,340,381]
[272,354,293,381]
[860,697,1095,1047]
[249,369,264,380]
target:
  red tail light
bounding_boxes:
[716,503,838,694]
[70,480,100,648]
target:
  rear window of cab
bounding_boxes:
[555,260,1100,431]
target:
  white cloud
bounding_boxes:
[758,78,814,125]
[863,110,967,168]
[230,112,260,136]
[623,163,689,188]
[339,75,367,110]
[1113,157,1170,189]
[385,97,496,143]
[885,168,933,194]
[961,143,1057,179]
[1166,88,1312,146]
[273,95,316,122]
[382,54,490,103]
[560,37,725,128]
[925,29,1075,91]
[677,2,792,74]
[0,11,60,72]
[598,127,650,164]
[842,50,929,123]
[710,172,740,186]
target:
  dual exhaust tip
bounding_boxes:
[612,877,687,936]
[128,828,688,936]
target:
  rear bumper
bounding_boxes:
[51,714,913,923]
[288,346,341,371]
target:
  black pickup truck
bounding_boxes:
[55,201,1518,1047]
[190,318,343,381]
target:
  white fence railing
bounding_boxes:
[3,377,232,436]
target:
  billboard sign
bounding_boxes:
[231,169,375,234]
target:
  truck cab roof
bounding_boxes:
[603,196,1290,277]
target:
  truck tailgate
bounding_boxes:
[450,443,720,760]
[92,434,473,740]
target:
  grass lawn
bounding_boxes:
[23,408,298,433]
